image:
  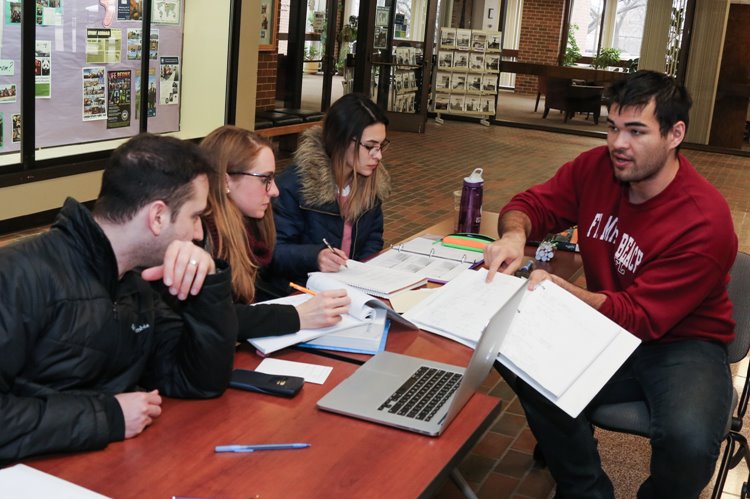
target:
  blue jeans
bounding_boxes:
[515,339,732,499]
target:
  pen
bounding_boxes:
[322,238,348,268]
[520,260,534,273]
[290,282,317,296]
[215,443,311,453]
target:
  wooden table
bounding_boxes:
[22,336,500,498]
[20,212,583,498]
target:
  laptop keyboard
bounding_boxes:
[377,366,463,422]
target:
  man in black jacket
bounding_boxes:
[0,134,237,462]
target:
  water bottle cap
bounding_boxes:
[464,168,484,184]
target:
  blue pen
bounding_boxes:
[215,443,311,453]
[520,260,534,273]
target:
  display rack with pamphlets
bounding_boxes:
[432,28,501,127]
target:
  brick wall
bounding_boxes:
[256,52,278,111]
[515,0,565,95]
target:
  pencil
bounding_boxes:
[322,238,348,268]
[290,282,317,296]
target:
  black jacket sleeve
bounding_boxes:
[140,260,238,398]
[235,303,301,340]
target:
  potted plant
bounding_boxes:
[562,24,582,66]
[303,45,320,74]
[591,47,621,70]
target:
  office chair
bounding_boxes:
[497,251,750,498]
[589,250,750,498]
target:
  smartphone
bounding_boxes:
[229,369,304,397]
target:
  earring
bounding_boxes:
[226,187,231,194]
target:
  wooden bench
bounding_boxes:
[254,109,324,150]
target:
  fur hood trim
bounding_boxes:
[293,126,391,211]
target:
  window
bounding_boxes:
[568,0,646,61]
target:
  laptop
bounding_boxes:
[317,280,526,436]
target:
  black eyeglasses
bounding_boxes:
[353,138,391,156]
[227,171,275,192]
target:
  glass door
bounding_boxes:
[360,0,438,132]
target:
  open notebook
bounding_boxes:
[403,268,641,418]
[322,260,428,298]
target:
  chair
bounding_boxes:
[534,76,547,113]
[498,251,750,497]
[589,251,750,498]
[542,77,604,125]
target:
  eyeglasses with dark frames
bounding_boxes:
[227,171,275,192]
[352,138,391,156]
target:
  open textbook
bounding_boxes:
[403,268,641,417]
[248,274,416,355]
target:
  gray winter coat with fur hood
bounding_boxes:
[271,127,391,284]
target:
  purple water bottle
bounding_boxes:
[457,168,484,233]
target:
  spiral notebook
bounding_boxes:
[324,259,428,298]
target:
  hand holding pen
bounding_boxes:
[318,238,348,272]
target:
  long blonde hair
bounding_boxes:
[200,125,276,303]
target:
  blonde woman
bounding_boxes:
[200,125,349,340]
[271,93,392,287]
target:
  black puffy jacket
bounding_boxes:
[0,199,237,463]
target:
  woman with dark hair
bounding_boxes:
[271,93,392,287]
[200,125,349,340]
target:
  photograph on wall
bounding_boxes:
[159,56,179,105]
[440,28,456,49]
[0,84,17,103]
[127,29,159,60]
[471,31,487,52]
[449,95,465,113]
[152,0,180,24]
[484,53,500,72]
[258,0,274,47]
[37,0,63,26]
[5,1,21,24]
[467,75,482,93]
[481,96,496,115]
[482,74,498,93]
[456,29,471,50]
[487,33,501,52]
[435,71,450,92]
[375,7,389,27]
[86,28,123,64]
[469,53,484,72]
[433,94,449,112]
[438,51,453,69]
[82,67,106,121]
[11,113,20,142]
[106,70,131,129]
[135,68,157,119]
[451,73,467,92]
[118,0,143,21]
[465,96,481,113]
[453,51,468,69]
[35,40,52,98]
[373,26,388,50]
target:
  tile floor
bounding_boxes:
[3,121,750,498]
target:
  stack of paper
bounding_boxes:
[403,268,640,417]
[0,464,109,498]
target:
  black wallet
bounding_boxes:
[229,369,304,397]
